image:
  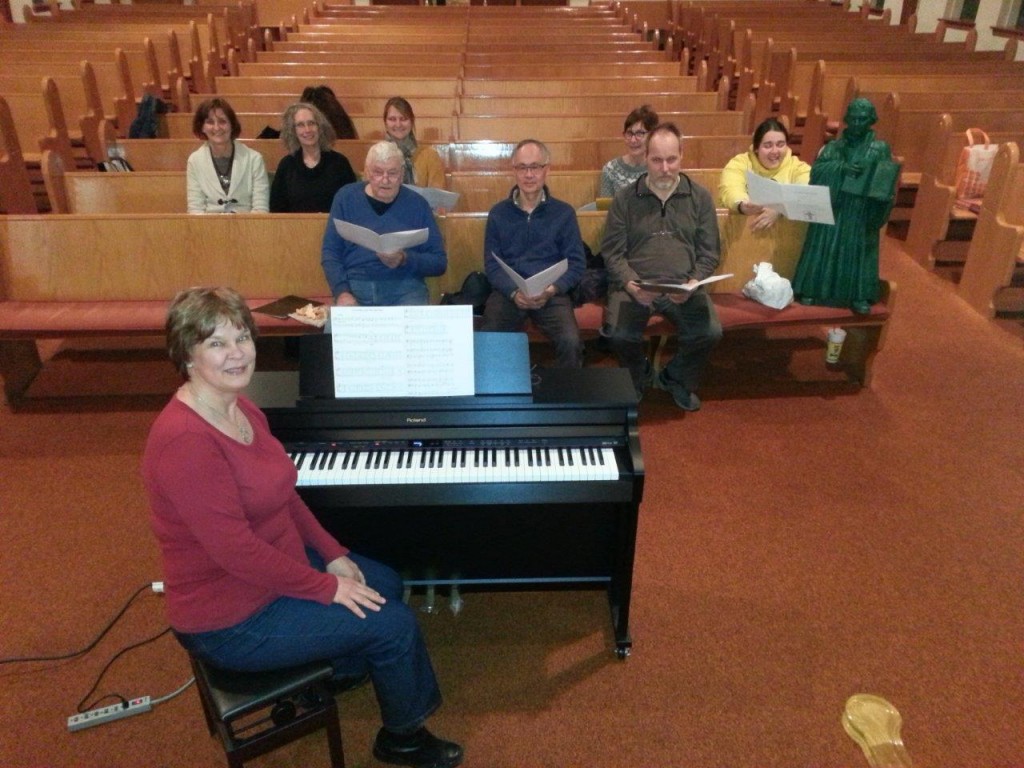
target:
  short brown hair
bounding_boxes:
[624,104,659,133]
[191,98,242,141]
[645,122,683,154]
[165,287,258,378]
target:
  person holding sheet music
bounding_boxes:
[321,141,447,306]
[718,117,811,231]
[186,98,269,214]
[599,104,660,198]
[718,117,812,276]
[481,139,585,369]
[383,97,445,189]
[270,102,357,213]
[601,123,722,411]
[143,287,463,768]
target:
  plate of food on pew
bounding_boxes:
[636,274,732,294]
[288,303,328,328]
[252,295,327,327]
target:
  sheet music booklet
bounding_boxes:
[329,305,475,398]
[490,252,568,298]
[334,219,429,253]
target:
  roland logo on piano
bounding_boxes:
[405,417,428,423]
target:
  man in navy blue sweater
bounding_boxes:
[481,139,585,368]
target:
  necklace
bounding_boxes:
[189,384,252,444]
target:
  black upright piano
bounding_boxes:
[263,334,645,657]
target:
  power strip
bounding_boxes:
[67,696,152,732]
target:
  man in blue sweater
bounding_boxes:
[482,139,585,368]
[321,141,447,306]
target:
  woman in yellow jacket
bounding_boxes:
[383,96,445,189]
[718,118,811,277]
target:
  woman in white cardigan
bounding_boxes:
[186,98,269,214]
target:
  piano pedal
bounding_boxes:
[420,583,439,615]
[448,584,463,617]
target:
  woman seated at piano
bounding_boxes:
[142,286,463,768]
[270,102,357,213]
[186,98,270,214]
[382,96,445,189]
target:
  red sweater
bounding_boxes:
[142,395,347,633]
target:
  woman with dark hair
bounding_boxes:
[300,85,359,140]
[599,104,659,197]
[718,117,811,232]
[382,96,444,189]
[270,102,357,213]
[186,98,269,214]
[143,286,464,768]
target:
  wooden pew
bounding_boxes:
[211,77,460,97]
[460,76,700,97]
[0,25,197,94]
[876,100,1024,179]
[0,209,892,403]
[458,92,724,116]
[162,111,457,142]
[802,59,1024,130]
[100,136,750,176]
[462,62,685,79]
[442,136,749,172]
[235,61,465,79]
[102,137,373,173]
[44,166,723,215]
[958,142,1024,318]
[186,92,458,117]
[0,82,77,169]
[439,210,893,387]
[455,112,745,142]
[0,96,38,214]
[905,113,1024,270]
[0,212,330,402]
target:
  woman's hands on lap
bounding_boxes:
[328,556,386,618]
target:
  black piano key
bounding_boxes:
[294,453,307,470]
[327,452,338,470]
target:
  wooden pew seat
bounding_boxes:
[0,210,893,403]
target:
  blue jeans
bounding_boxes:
[607,289,722,394]
[348,278,430,306]
[481,291,583,368]
[174,553,442,732]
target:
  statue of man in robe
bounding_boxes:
[793,98,900,314]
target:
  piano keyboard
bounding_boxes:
[290,446,620,485]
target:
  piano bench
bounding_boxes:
[187,654,346,768]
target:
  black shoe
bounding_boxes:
[656,370,701,412]
[373,726,464,768]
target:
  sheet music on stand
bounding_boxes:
[329,305,475,398]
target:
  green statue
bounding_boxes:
[793,98,900,314]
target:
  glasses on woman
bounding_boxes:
[369,168,402,181]
[624,129,649,139]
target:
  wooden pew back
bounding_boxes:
[959,142,1024,317]
[0,214,330,302]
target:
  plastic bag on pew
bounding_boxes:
[742,262,793,310]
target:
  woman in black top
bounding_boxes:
[270,102,357,213]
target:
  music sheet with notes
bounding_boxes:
[329,305,475,398]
